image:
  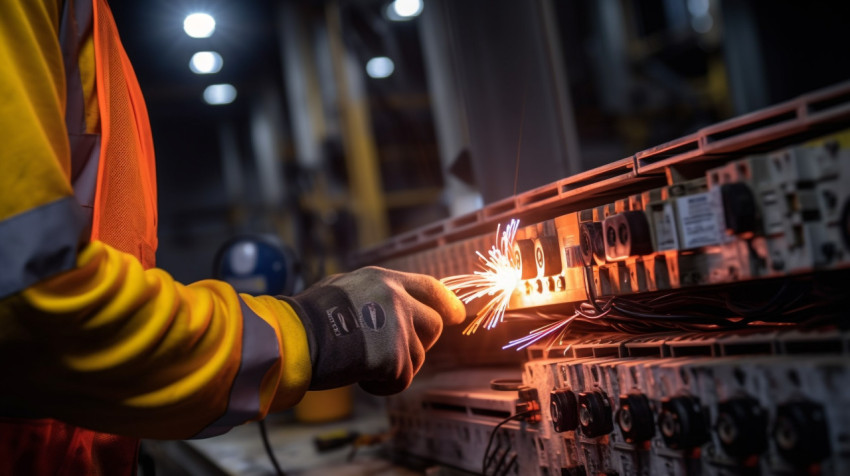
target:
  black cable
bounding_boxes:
[506,273,848,341]
[482,410,535,476]
[498,453,518,476]
[582,265,607,314]
[608,303,719,322]
[259,419,286,476]
[725,282,791,316]
[490,437,510,475]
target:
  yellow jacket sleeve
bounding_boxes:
[0,0,71,220]
[0,241,312,439]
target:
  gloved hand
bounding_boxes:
[281,267,466,395]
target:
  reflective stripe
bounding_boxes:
[0,197,85,298]
[192,298,281,438]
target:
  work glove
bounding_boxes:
[281,267,466,395]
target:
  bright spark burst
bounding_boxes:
[442,219,522,335]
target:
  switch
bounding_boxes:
[715,397,767,459]
[618,393,655,444]
[580,222,606,266]
[773,401,830,467]
[658,395,709,450]
[578,390,613,438]
[602,211,653,261]
[535,236,562,276]
[720,183,759,235]
[514,239,538,279]
[550,389,579,433]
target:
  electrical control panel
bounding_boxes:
[353,82,850,475]
[363,132,850,311]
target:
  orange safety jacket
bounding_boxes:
[0,0,311,474]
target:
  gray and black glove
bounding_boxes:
[281,266,466,395]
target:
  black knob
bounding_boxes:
[658,395,709,450]
[514,239,538,279]
[715,397,767,459]
[773,401,830,467]
[618,392,655,444]
[721,183,758,235]
[535,236,562,276]
[550,389,579,433]
[579,222,606,266]
[578,390,613,438]
[621,211,654,256]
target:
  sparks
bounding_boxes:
[502,300,612,351]
[442,219,522,335]
[502,313,577,351]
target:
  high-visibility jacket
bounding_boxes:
[0,0,311,473]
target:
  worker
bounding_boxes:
[0,0,466,474]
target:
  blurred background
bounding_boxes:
[108,0,850,287]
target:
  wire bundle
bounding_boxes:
[503,267,850,351]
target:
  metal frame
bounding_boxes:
[352,80,850,268]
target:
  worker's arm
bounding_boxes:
[0,0,466,439]
[0,242,464,439]
[0,241,310,439]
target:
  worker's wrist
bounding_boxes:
[277,295,318,371]
[278,291,369,391]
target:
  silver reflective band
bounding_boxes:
[191,298,281,439]
[0,197,86,298]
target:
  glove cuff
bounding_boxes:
[277,295,319,380]
[278,289,369,391]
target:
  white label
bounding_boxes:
[676,190,727,249]
[652,202,680,251]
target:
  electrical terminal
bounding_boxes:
[515,386,542,424]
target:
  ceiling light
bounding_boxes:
[184,13,215,38]
[366,57,394,79]
[204,84,237,105]
[190,51,223,74]
[389,0,423,20]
